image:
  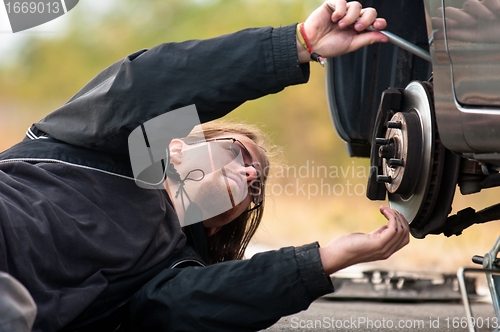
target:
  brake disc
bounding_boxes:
[370,81,460,238]
[385,82,444,225]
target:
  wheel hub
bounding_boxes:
[378,110,422,197]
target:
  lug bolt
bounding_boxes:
[375,138,389,145]
[387,121,402,129]
[388,158,404,167]
[376,175,392,184]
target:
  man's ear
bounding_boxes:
[169,139,185,165]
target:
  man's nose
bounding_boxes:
[240,164,259,184]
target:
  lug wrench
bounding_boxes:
[326,3,431,62]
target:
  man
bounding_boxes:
[0,1,408,331]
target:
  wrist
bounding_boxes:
[296,23,325,66]
[319,245,351,275]
[319,246,337,275]
[296,37,311,64]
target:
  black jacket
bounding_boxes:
[0,24,334,331]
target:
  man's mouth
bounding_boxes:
[221,168,247,206]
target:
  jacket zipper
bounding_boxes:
[170,258,206,268]
[0,158,138,181]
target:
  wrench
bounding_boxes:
[325,3,431,62]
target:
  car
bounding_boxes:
[327,0,500,239]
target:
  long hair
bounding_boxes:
[183,121,274,265]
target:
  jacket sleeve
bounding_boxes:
[127,243,334,332]
[34,24,310,155]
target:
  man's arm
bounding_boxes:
[127,206,408,332]
[33,0,388,155]
[34,25,307,155]
[128,244,333,332]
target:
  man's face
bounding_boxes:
[168,133,264,229]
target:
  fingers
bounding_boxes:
[440,7,478,27]
[306,1,388,59]
[389,209,410,251]
[335,2,388,47]
[483,0,500,15]
[376,206,410,258]
[463,0,496,20]
[324,0,347,23]
[355,8,384,31]
[388,211,409,250]
[324,1,383,31]
[379,206,398,231]
[379,205,394,219]
[345,31,389,52]
[339,2,362,29]
[431,1,500,43]
[433,0,499,31]
[372,18,387,31]
[380,206,409,234]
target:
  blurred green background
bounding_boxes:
[1,0,500,272]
